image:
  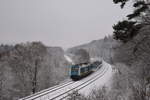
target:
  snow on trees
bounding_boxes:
[72,49,90,64]
[8,42,47,95]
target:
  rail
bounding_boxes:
[19,62,107,100]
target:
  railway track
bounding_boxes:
[19,62,108,100]
[20,80,73,100]
[51,63,109,100]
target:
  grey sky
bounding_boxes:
[0,0,132,49]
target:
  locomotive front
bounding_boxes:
[69,65,80,80]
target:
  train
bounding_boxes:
[69,60,102,81]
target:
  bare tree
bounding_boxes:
[0,63,4,100]
[113,25,150,100]
[8,42,47,96]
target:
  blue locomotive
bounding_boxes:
[69,61,102,81]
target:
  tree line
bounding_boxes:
[0,42,68,100]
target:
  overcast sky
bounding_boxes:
[0,0,132,49]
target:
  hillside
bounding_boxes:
[67,36,118,63]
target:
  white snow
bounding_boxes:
[78,61,113,96]
[64,55,74,64]
[19,60,113,100]
[90,57,102,62]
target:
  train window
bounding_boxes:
[85,67,88,72]
[71,66,79,72]
[71,67,78,71]
[81,68,85,73]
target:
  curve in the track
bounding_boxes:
[49,64,108,100]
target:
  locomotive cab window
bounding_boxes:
[71,66,79,71]
[71,65,79,74]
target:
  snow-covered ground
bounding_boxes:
[20,56,113,100]
[79,61,113,96]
